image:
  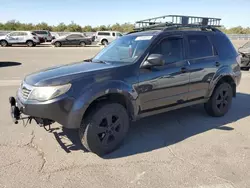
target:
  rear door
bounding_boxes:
[184,34,219,100]
[17,32,27,43]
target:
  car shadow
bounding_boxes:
[0,61,22,67]
[54,92,250,158]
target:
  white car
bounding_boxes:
[0,31,40,47]
[94,31,123,45]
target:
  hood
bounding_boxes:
[24,61,116,86]
[239,47,250,54]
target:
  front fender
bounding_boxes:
[66,81,138,129]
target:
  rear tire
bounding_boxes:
[204,82,233,117]
[80,41,86,47]
[26,40,34,47]
[54,41,61,47]
[79,102,129,156]
[0,40,8,47]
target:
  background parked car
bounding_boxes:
[0,31,40,47]
[238,41,250,71]
[93,31,123,45]
[32,30,53,42]
[51,33,92,47]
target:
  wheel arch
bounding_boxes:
[66,81,138,129]
[209,74,236,98]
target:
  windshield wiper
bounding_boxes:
[92,60,107,64]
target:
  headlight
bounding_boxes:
[29,83,71,101]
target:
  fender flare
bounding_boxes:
[66,81,138,129]
[207,66,237,98]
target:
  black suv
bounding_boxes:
[10,15,241,156]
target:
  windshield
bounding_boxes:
[92,35,154,63]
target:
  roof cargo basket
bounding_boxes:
[134,15,221,31]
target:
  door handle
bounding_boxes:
[181,67,188,73]
[215,62,220,67]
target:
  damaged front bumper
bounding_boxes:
[9,96,54,128]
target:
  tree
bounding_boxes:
[35,22,52,31]
[66,21,82,32]
[82,25,93,32]
[54,23,67,32]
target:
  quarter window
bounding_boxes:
[187,35,213,59]
[151,37,184,64]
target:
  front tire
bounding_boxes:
[204,82,233,117]
[79,103,129,156]
[0,40,8,47]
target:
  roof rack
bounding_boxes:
[134,15,221,31]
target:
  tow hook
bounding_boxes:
[9,97,20,124]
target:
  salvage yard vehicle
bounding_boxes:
[9,15,241,156]
[0,31,40,47]
[238,41,250,71]
[51,33,92,47]
[32,30,53,42]
[94,31,123,45]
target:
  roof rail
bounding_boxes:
[134,15,221,31]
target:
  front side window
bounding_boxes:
[187,35,213,59]
[9,32,19,36]
[92,35,154,64]
[112,33,115,37]
[151,37,184,64]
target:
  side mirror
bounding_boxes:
[141,54,165,68]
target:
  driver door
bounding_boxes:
[137,35,190,112]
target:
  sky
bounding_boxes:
[1,0,250,28]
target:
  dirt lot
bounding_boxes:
[0,41,250,188]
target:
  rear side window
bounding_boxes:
[187,35,213,59]
[98,32,110,36]
[210,34,237,58]
[34,31,47,35]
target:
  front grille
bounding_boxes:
[21,86,31,100]
[19,82,33,100]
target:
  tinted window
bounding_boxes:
[112,33,115,37]
[152,37,184,64]
[34,31,47,35]
[210,34,237,58]
[67,34,83,39]
[98,32,110,36]
[187,35,213,59]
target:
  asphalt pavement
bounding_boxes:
[1,43,250,188]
